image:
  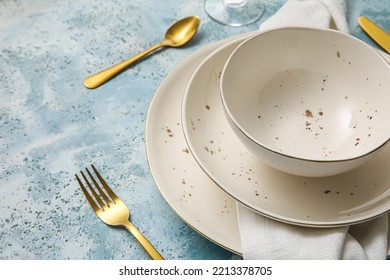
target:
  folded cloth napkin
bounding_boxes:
[259,0,349,32]
[237,0,390,260]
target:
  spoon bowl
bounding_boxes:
[163,16,201,47]
[84,16,200,89]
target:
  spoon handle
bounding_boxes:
[84,42,165,89]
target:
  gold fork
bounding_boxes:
[75,164,164,260]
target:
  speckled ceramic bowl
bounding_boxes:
[220,27,390,177]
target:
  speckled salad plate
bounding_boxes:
[146,31,390,254]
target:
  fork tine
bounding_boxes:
[80,170,107,210]
[91,164,118,200]
[75,174,101,213]
[85,166,113,207]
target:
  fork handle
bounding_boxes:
[124,221,164,260]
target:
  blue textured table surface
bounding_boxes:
[1,0,389,260]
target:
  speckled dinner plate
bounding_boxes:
[181,34,390,228]
[145,33,259,254]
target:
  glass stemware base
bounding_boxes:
[204,0,265,27]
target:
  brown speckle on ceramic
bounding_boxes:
[166,128,174,137]
[161,125,175,139]
[355,138,360,146]
[190,119,196,131]
[305,109,313,118]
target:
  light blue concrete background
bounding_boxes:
[0,0,389,260]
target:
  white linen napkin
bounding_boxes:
[236,0,390,260]
[259,0,349,33]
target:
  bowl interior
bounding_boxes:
[221,28,390,161]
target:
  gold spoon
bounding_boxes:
[84,15,200,89]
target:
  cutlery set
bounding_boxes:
[76,16,390,260]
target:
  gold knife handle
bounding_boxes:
[358,16,390,54]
